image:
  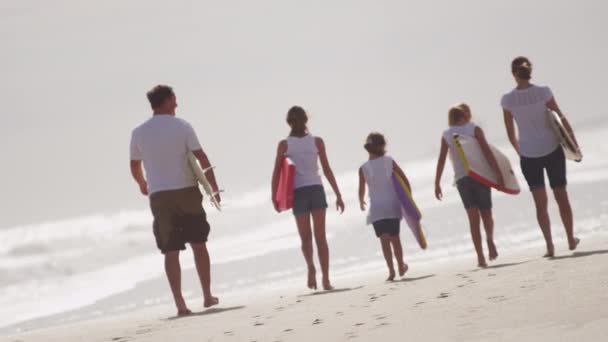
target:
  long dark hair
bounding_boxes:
[511,56,532,80]
[286,106,308,136]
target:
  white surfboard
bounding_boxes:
[453,134,520,195]
[547,110,582,162]
[187,152,222,211]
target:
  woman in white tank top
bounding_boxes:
[501,56,580,257]
[358,133,410,281]
[434,103,503,268]
[271,106,345,291]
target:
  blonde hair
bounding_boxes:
[448,103,472,126]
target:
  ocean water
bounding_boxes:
[1,122,607,335]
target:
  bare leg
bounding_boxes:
[552,187,579,250]
[164,251,190,314]
[480,209,498,261]
[191,243,218,308]
[295,213,317,290]
[380,235,396,281]
[531,188,554,257]
[465,208,486,267]
[390,235,408,276]
[311,209,332,290]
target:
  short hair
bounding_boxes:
[146,85,174,109]
[364,132,387,156]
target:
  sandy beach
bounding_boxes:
[5,235,607,342]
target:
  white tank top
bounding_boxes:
[286,134,323,189]
[361,156,402,225]
[442,122,477,181]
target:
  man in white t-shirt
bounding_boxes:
[130,85,220,315]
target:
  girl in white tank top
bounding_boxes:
[358,133,410,281]
[434,103,501,268]
[271,106,345,291]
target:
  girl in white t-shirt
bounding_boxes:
[358,133,410,281]
[434,104,504,268]
[271,106,345,291]
[501,56,580,257]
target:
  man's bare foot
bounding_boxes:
[398,263,409,277]
[569,237,580,251]
[322,278,334,291]
[478,258,488,268]
[204,296,219,308]
[488,240,498,261]
[386,269,396,282]
[307,267,317,290]
[177,308,192,317]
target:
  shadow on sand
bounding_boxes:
[298,286,365,298]
[165,306,246,321]
[550,249,608,261]
[395,274,436,283]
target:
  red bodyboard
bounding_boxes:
[276,157,295,212]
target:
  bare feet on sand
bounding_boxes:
[307,267,317,290]
[543,245,555,258]
[386,270,396,282]
[569,237,580,251]
[204,296,219,308]
[488,240,498,261]
[177,308,192,317]
[398,263,409,277]
[478,258,488,268]
[322,278,334,291]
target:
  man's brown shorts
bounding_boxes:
[149,187,210,254]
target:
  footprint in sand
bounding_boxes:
[111,337,129,342]
[374,315,387,320]
[274,306,285,311]
[488,273,497,277]
[253,322,265,327]
[252,315,262,319]
[223,331,235,336]
[283,329,294,333]
[487,295,508,302]
[437,292,450,299]
[135,328,153,335]
[312,318,323,325]
[336,311,345,316]
[354,322,365,327]
[345,331,358,339]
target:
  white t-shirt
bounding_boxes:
[501,85,560,158]
[442,122,477,181]
[361,156,402,225]
[130,115,202,194]
[286,134,323,189]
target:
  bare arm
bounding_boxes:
[434,138,448,200]
[546,97,579,147]
[316,137,345,213]
[392,160,411,192]
[270,140,288,212]
[503,109,520,155]
[474,127,504,186]
[358,167,366,211]
[130,160,148,196]
[192,149,221,202]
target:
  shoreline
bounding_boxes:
[4,235,608,342]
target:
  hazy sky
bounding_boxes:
[1,0,606,228]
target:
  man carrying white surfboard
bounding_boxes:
[502,57,580,257]
[435,104,503,268]
[129,85,220,316]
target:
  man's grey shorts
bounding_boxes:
[293,185,328,215]
[456,176,492,210]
